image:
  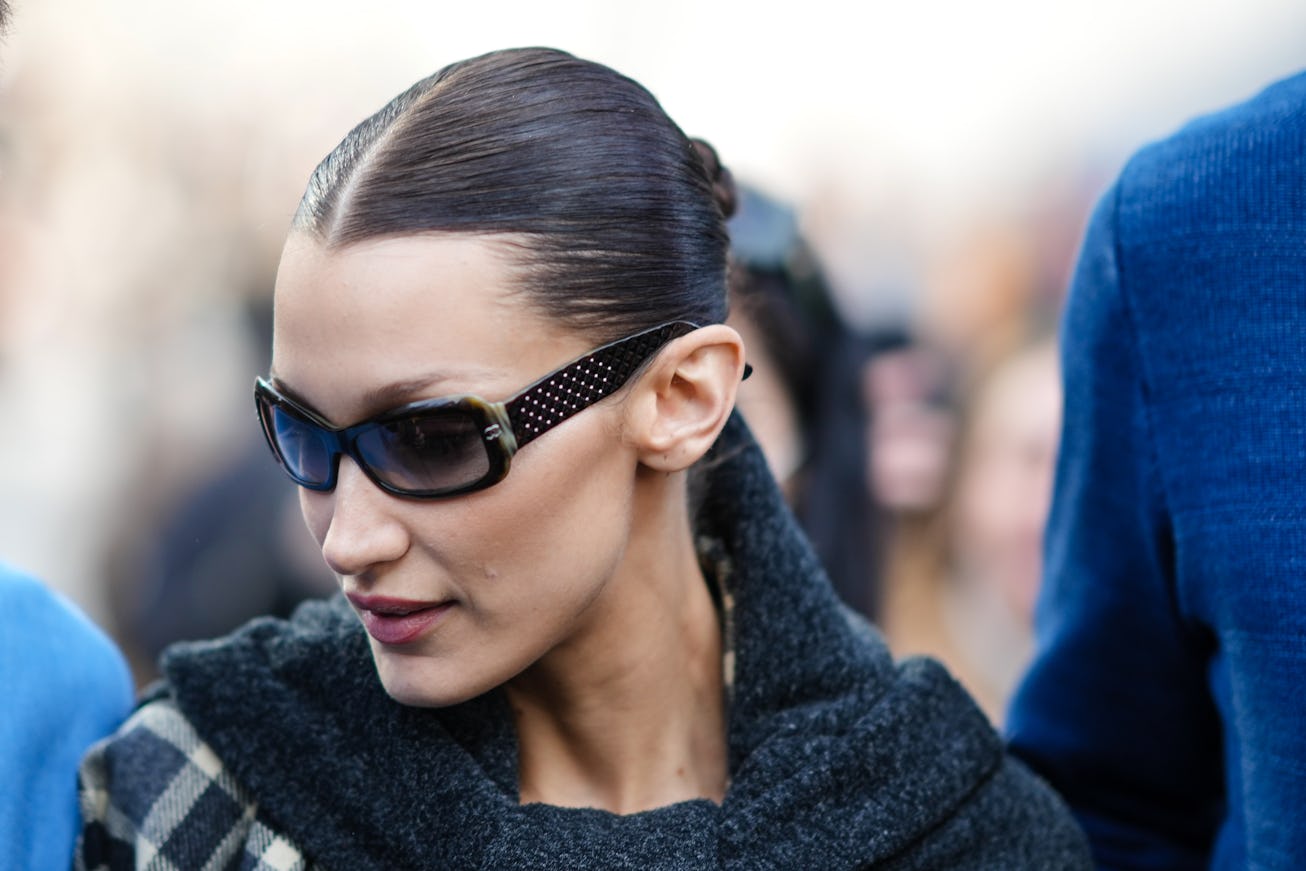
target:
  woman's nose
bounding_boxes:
[314,458,410,578]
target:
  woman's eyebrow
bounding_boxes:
[268,368,506,420]
[359,374,453,410]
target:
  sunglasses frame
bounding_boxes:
[254,320,699,499]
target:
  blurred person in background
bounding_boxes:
[861,338,958,522]
[726,184,882,617]
[77,47,1088,868]
[1007,70,1306,867]
[882,331,1061,724]
[0,5,135,870]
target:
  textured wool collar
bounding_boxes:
[161,414,1004,869]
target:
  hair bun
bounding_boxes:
[691,138,737,219]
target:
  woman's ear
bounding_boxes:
[626,324,747,472]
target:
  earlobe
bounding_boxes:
[631,324,746,472]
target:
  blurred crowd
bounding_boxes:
[725,181,1078,723]
[0,10,1103,726]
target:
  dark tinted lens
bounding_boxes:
[355,410,491,494]
[271,405,335,486]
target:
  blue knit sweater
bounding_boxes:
[0,567,134,871]
[1006,70,1306,869]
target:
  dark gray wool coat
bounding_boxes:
[78,415,1090,870]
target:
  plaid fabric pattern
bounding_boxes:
[77,698,321,871]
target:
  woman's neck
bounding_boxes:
[505,476,727,815]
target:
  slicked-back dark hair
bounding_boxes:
[293,47,733,342]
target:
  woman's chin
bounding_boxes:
[371,650,486,709]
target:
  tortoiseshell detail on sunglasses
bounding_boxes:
[254,320,698,499]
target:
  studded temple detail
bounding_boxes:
[505,321,697,449]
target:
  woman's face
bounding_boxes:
[271,232,642,707]
[953,342,1061,624]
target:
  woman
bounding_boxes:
[78,48,1089,869]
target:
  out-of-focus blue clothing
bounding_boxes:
[0,565,134,871]
[1007,70,1306,870]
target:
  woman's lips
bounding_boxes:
[346,594,454,645]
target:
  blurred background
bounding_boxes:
[1,0,1302,719]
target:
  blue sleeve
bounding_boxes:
[1005,185,1224,870]
[0,567,135,871]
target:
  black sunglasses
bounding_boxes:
[255,321,700,499]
